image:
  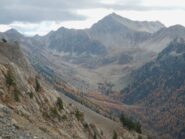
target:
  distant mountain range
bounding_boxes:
[1,13,185,90]
[1,13,185,139]
[2,13,185,55]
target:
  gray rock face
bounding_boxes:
[44,27,107,56]
[0,104,15,139]
[0,104,44,139]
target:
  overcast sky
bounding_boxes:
[0,0,185,36]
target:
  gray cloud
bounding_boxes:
[0,0,184,24]
[0,9,86,24]
[103,4,185,11]
[0,0,101,24]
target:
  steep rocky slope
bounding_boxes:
[0,39,106,139]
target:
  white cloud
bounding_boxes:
[9,21,64,36]
[0,24,11,32]
[100,0,118,4]
[143,0,185,7]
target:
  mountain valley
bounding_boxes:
[0,13,185,139]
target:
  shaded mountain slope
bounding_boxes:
[44,27,107,56]
[140,25,185,52]
[121,38,185,139]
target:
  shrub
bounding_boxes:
[100,130,103,136]
[35,78,41,92]
[56,97,64,110]
[50,107,60,119]
[112,131,118,139]
[120,114,142,133]
[61,115,67,120]
[83,122,89,129]
[93,132,97,139]
[2,38,7,43]
[28,92,34,99]
[135,123,142,133]
[14,89,20,102]
[138,135,142,139]
[5,70,15,87]
[75,109,84,121]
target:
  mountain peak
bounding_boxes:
[168,24,185,30]
[5,28,23,38]
[3,28,24,41]
[107,12,121,18]
[104,12,129,23]
[5,28,20,34]
[91,13,165,33]
[155,24,185,37]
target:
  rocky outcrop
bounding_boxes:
[0,104,45,139]
[0,104,15,139]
